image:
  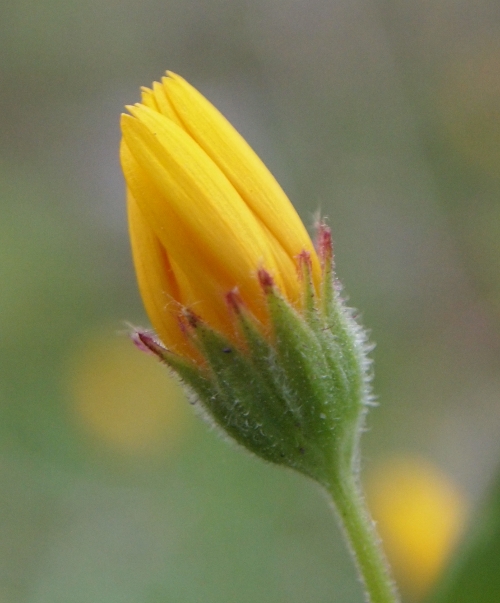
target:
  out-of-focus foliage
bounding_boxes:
[1,0,499,601]
[428,465,500,603]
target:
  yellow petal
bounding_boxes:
[127,191,196,359]
[121,138,264,336]
[151,81,183,126]
[140,87,160,112]
[162,72,321,289]
[256,218,302,306]
[121,108,290,318]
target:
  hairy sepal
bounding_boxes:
[138,266,371,487]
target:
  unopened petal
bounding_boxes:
[121,137,267,336]
[127,192,197,360]
[135,92,303,306]
[140,87,160,112]
[162,72,321,289]
[151,81,182,126]
[121,108,290,317]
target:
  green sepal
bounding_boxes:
[136,247,371,489]
[313,283,372,477]
[188,316,326,476]
[134,332,218,405]
[261,276,367,485]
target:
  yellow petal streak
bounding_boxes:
[151,82,183,126]
[123,142,250,339]
[121,108,298,323]
[160,72,321,288]
[127,193,196,360]
[139,87,160,112]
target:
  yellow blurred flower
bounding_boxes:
[366,457,468,600]
[120,72,320,361]
[68,332,191,455]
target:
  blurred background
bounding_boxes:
[1,0,499,601]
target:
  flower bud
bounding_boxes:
[121,73,371,486]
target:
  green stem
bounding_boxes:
[327,471,400,603]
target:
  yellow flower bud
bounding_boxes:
[121,72,320,361]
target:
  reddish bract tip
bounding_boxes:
[297,250,312,279]
[176,314,189,336]
[257,268,275,293]
[132,330,154,354]
[226,288,244,314]
[132,330,168,359]
[317,222,334,268]
[182,308,201,329]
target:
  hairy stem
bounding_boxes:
[327,471,400,603]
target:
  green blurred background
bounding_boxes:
[1,1,499,601]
